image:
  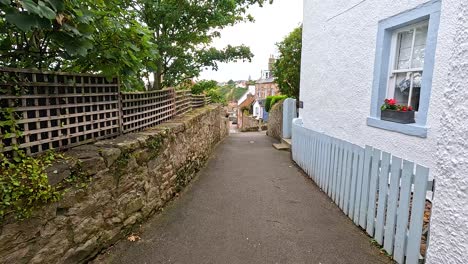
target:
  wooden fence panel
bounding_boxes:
[406,165,429,264]
[353,147,365,225]
[349,146,359,219]
[175,90,192,116]
[375,152,391,244]
[359,146,373,228]
[383,156,402,255]
[121,89,175,134]
[366,148,381,236]
[335,141,344,204]
[327,139,336,196]
[0,68,120,155]
[343,143,353,213]
[339,143,348,210]
[291,121,433,264]
[394,160,415,263]
[191,94,206,108]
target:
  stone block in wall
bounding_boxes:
[267,99,284,140]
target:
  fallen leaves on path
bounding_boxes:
[127,234,141,242]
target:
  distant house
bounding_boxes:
[254,56,280,121]
[298,0,467,263]
[253,100,262,119]
[237,94,255,129]
[235,80,248,89]
[237,85,256,106]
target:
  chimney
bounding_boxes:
[268,55,275,71]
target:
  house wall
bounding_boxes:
[300,0,456,172]
[426,1,468,263]
[255,82,279,99]
[237,85,256,106]
[301,0,467,262]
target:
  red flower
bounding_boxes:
[401,106,408,112]
[388,99,396,106]
[408,106,413,111]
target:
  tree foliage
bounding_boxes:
[63,1,158,90]
[191,80,225,104]
[265,95,287,112]
[0,0,273,90]
[191,80,218,95]
[0,0,158,90]
[0,0,96,68]
[219,84,247,102]
[272,26,302,99]
[138,0,272,90]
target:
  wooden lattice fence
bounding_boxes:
[120,89,175,134]
[175,90,192,116]
[0,68,120,155]
[191,94,206,108]
[0,68,212,155]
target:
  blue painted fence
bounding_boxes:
[292,119,432,264]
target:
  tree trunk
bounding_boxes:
[152,66,163,90]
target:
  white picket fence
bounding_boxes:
[291,119,433,264]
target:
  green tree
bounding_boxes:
[137,0,272,90]
[0,0,158,90]
[191,80,226,104]
[0,0,273,91]
[191,80,218,95]
[0,0,96,69]
[205,88,226,105]
[63,2,158,91]
[272,26,302,99]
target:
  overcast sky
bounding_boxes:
[198,0,303,82]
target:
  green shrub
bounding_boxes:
[206,89,226,105]
[265,95,287,112]
[0,149,91,221]
[0,150,62,220]
[265,97,272,113]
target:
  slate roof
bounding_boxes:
[256,77,275,84]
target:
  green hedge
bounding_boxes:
[265,95,287,112]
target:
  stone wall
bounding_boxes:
[0,105,229,264]
[267,100,284,140]
[240,115,267,132]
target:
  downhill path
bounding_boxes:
[97,132,391,264]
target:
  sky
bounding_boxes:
[198,0,303,82]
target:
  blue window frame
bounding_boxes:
[367,0,441,138]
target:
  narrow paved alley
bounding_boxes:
[98,132,391,264]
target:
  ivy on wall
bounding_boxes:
[0,150,62,220]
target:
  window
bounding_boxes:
[387,21,428,111]
[367,0,441,138]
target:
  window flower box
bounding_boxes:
[381,109,415,124]
[380,98,415,124]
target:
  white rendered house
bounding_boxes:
[298,0,467,263]
[253,100,263,120]
[237,85,256,106]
